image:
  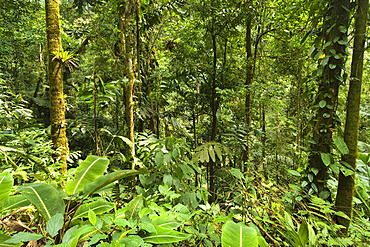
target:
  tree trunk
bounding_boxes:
[45,0,69,173]
[309,0,350,195]
[243,14,252,172]
[335,0,368,235]
[209,30,218,203]
[118,0,139,168]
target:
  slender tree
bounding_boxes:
[335,0,369,235]
[118,0,139,168]
[45,0,69,173]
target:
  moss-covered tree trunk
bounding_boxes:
[309,0,349,195]
[45,0,69,173]
[334,0,368,235]
[118,0,139,169]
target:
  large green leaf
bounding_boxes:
[0,195,30,213]
[142,225,190,244]
[17,183,65,221]
[65,155,109,195]
[46,213,64,238]
[151,216,182,229]
[73,200,114,220]
[333,136,349,155]
[221,221,258,247]
[0,234,22,247]
[0,171,13,201]
[4,232,42,244]
[83,169,146,197]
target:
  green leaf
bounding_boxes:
[46,213,64,238]
[155,151,164,166]
[152,216,182,229]
[288,170,301,177]
[0,234,22,246]
[0,171,13,201]
[318,100,326,108]
[330,163,339,174]
[125,195,143,220]
[142,225,190,244]
[163,173,172,187]
[339,26,347,33]
[298,221,308,246]
[321,56,329,66]
[333,136,349,155]
[66,155,109,195]
[88,209,97,225]
[214,145,223,161]
[308,223,317,247]
[73,200,114,220]
[209,145,216,162]
[329,64,337,69]
[17,183,65,221]
[4,232,42,244]
[221,221,258,247]
[320,153,331,166]
[83,169,146,196]
[0,195,30,213]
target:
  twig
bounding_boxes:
[248,214,280,247]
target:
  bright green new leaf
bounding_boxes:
[221,221,258,247]
[17,183,65,221]
[66,155,109,195]
[0,171,13,201]
[142,225,190,244]
[88,209,97,225]
[46,213,64,238]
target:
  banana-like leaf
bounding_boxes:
[17,183,65,221]
[221,221,258,247]
[0,171,13,201]
[66,155,109,195]
[83,169,147,197]
[142,225,190,244]
[0,195,30,213]
[73,200,114,220]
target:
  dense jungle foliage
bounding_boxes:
[1,0,370,246]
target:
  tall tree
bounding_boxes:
[308,0,350,196]
[45,0,69,172]
[335,0,369,235]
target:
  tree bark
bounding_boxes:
[45,0,69,173]
[309,0,350,195]
[335,0,368,235]
[243,14,252,172]
[118,0,139,168]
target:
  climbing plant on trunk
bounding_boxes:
[308,0,350,196]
